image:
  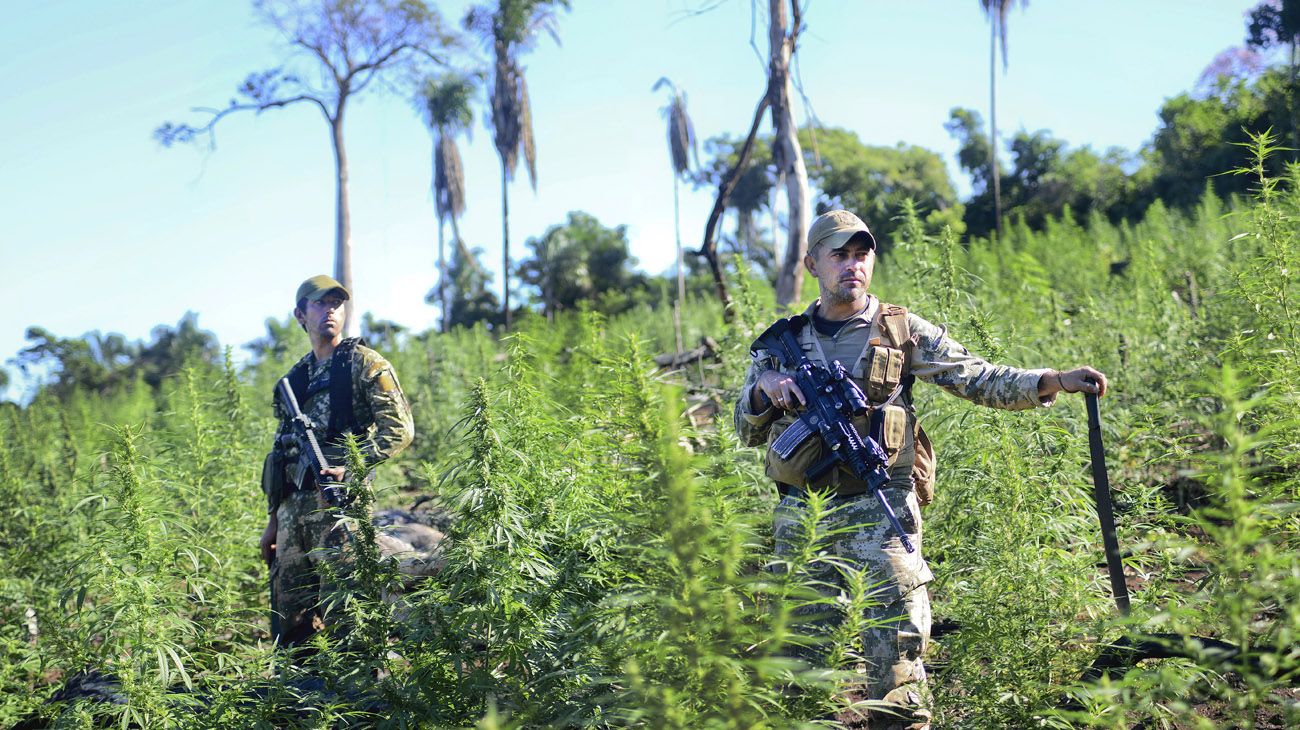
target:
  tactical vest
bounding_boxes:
[285,337,369,445]
[764,303,937,504]
[264,338,374,512]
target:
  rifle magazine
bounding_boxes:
[771,416,815,460]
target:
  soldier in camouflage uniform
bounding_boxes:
[734,211,1107,728]
[259,275,415,648]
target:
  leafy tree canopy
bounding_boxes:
[516,211,651,316]
[1149,69,1289,207]
[1246,0,1300,51]
[800,127,965,248]
[948,108,1144,235]
[361,313,407,352]
[13,313,219,399]
[692,127,965,259]
[244,315,309,364]
[441,241,501,331]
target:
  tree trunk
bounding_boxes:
[771,169,783,268]
[1291,38,1299,161]
[331,109,358,336]
[737,207,751,260]
[437,213,448,333]
[543,237,554,321]
[673,173,685,353]
[501,166,512,330]
[770,0,811,308]
[447,213,464,330]
[989,18,1003,239]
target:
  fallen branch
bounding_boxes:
[653,336,720,370]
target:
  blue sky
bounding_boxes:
[0,0,1256,400]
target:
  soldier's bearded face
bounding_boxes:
[302,295,346,339]
[809,240,875,305]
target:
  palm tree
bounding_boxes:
[419,73,477,332]
[465,0,568,330]
[653,77,698,354]
[981,0,1027,238]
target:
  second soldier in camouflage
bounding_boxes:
[260,275,415,650]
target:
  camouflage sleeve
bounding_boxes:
[908,312,1056,411]
[733,350,778,447]
[353,350,415,467]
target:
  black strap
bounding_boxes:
[900,373,916,406]
[327,337,367,438]
[284,337,367,440]
[787,314,809,337]
[287,360,310,414]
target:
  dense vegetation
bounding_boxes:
[2,136,1296,728]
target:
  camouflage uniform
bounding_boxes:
[736,298,1054,726]
[266,341,414,647]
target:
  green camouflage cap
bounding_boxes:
[295,274,351,305]
[807,210,877,253]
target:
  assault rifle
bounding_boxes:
[753,316,915,553]
[275,377,349,508]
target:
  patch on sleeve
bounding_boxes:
[376,370,398,393]
[365,357,388,379]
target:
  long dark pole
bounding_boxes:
[1086,390,1131,616]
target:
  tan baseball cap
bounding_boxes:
[295,274,351,305]
[808,210,877,253]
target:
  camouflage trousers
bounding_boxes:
[270,489,359,648]
[773,475,933,729]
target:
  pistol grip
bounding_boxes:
[319,482,348,508]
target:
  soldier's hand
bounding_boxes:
[260,518,277,567]
[320,466,346,483]
[314,467,347,510]
[756,370,806,412]
[1060,367,1107,396]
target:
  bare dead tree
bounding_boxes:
[769,0,811,307]
[156,0,453,336]
[697,0,809,317]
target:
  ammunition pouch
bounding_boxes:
[866,346,906,402]
[262,449,287,514]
